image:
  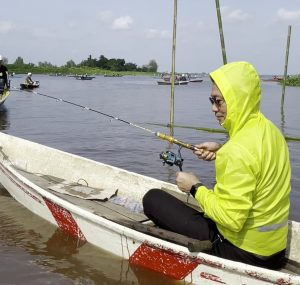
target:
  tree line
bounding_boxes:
[8,55,158,73]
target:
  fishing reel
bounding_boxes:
[159,147,184,171]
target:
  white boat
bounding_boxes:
[189,77,203,83]
[0,89,10,105]
[0,131,299,285]
[20,81,40,89]
[157,80,189,85]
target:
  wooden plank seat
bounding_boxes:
[109,218,212,252]
[13,167,212,252]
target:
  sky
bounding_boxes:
[1,0,300,75]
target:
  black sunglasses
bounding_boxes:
[209,96,225,108]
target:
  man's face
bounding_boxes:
[210,83,227,125]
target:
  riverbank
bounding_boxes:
[7,65,157,77]
[8,64,300,87]
[282,75,300,87]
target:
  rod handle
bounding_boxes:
[155,132,198,151]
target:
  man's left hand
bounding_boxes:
[176,172,200,193]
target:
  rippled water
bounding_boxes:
[0,74,299,284]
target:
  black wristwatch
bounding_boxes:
[190,183,203,197]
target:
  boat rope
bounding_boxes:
[10,87,199,151]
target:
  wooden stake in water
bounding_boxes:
[215,0,227,65]
[169,0,177,134]
[281,25,292,108]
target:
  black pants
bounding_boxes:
[143,189,286,269]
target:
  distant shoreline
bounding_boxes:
[7,65,156,77]
[7,65,300,86]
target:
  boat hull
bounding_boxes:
[189,78,203,83]
[20,81,40,89]
[75,76,95,80]
[0,132,299,285]
[0,89,10,105]
[157,80,189,85]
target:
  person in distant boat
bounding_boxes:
[180,73,187,81]
[25,72,34,85]
[0,55,9,92]
[143,61,291,269]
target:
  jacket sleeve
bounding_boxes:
[195,143,258,232]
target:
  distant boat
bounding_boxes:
[262,76,283,82]
[158,74,189,85]
[157,80,189,85]
[187,73,204,83]
[189,78,203,83]
[76,76,95,80]
[20,81,40,89]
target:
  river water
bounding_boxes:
[0,74,299,284]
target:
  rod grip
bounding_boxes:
[155,132,198,151]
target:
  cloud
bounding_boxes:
[67,21,78,29]
[112,16,133,30]
[196,21,204,29]
[0,21,13,33]
[97,11,113,23]
[221,6,252,23]
[277,8,300,22]
[145,29,171,39]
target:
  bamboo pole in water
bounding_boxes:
[169,0,177,135]
[215,0,227,65]
[281,25,292,108]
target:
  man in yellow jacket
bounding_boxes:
[143,61,291,269]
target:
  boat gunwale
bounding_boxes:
[0,132,299,283]
[1,163,299,284]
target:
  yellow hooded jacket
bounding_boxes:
[195,62,291,256]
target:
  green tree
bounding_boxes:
[107,58,125,71]
[65,60,76,68]
[124,62,137,71]
[14,56,24,65]
[97,55,109,69]
[80,55,97,67]
[38,61,55,67]
[148,59,158,72]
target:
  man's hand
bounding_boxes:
[193,142,222,161]
[176,172,200,193]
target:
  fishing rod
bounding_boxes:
[11,87,200,169]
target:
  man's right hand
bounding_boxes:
[193,142,222,161]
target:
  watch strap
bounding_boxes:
[190,183,203,197]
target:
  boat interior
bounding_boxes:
[11,166,300,276]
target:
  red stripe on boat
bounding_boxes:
[129,243,198,280]
[200,272,226,284]
[44,198,86,241]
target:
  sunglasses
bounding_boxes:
[209,96,225,108]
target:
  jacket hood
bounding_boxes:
[209,61,261,137]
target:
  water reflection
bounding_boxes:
[0,188,180,285]
[0,105,9,130]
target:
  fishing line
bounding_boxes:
[11,87,199,149]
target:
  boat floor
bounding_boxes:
[13,167,300,275]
